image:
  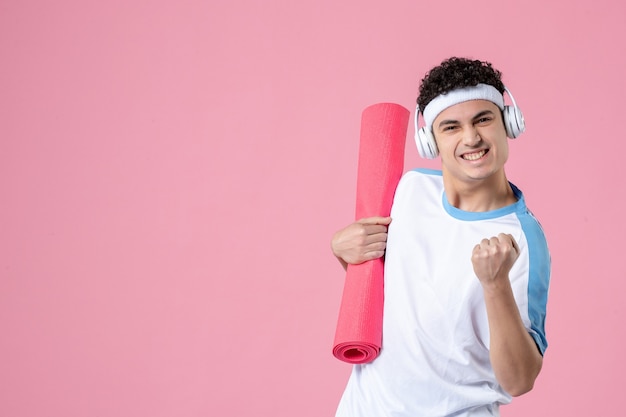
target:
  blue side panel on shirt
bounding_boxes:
[516,210,551,354]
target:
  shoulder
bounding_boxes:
[398,168,443,188]
[393,168,444,208]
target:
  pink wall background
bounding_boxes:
[1,1,624,416]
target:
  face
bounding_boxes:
[432,99,509,187]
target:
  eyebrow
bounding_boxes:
[436,110,496,130]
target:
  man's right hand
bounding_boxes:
[331,216,392,270]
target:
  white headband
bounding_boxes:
[422,83,505,130]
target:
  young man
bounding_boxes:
[331,57,550,417]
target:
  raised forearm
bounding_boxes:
[483,281,543,396]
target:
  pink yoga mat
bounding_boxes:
[333,102,408,364]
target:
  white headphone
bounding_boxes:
[414,86,525,159]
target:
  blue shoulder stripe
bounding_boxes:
[412,168,442,176]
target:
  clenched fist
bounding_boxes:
[471,233,520,288]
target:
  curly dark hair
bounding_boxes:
[417,57,505,112]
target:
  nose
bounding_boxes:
[462,126,481,147]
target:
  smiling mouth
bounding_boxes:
[462,149,487,161]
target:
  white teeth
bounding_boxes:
[462,150,486,161]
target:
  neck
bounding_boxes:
[443,171,516,212]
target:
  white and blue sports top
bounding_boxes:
[336,169,551,417]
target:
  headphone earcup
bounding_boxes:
[503,105,525,139]
[416,127,439,159]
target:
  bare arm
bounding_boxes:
[331,216,392,270]
[472,233,543,397]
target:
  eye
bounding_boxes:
[476,116,493,125]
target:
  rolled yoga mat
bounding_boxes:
[333,102,409,364]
